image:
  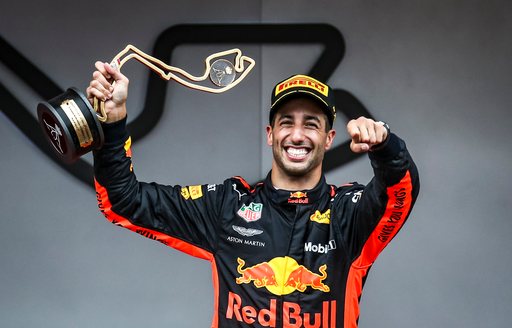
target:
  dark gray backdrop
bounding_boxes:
[1,0,511,327]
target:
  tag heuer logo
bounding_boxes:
[237,202,263,222]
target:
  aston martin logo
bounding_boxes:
[232,225,263,237]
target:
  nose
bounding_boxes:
[290,125,306,143]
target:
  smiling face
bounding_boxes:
[266,97,336,189]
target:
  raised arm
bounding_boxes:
[341,116,420,263]
[87,63,223,260]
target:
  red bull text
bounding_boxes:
[231,257,335,326]
[226,291,337,328]
[288,191,309,204]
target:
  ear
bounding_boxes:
[324,129,336,150]
[266,125,273,146]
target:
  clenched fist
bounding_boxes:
[346,117,389,153]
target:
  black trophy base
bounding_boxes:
[37,87,104,164]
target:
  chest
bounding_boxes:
[219,196,346,266]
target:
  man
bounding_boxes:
[88,62,419,328]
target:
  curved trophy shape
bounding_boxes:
[94,45,256,121]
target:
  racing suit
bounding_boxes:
[94,118,419,328]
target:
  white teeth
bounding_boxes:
[287,148,308,157]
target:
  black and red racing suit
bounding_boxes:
[94,118,419,328]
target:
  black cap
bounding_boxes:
[269,75,336,127]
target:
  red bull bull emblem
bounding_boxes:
[288,191,309,204]
[236,256,329,295]
[229,257,335,327]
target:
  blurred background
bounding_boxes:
[1,0,510,327]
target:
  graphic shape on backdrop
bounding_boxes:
[0,24,374,187]
[36,44,255,163]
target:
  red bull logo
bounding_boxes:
[226,291,337,328]
[231,257,334,327]
[288,191,309,204]
[235,256,329,295]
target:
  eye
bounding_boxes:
[280,119,293,127]
[305,121,320,129]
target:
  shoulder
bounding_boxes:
[228,176,263,191]
[222,176,264,198]
[333,182,365,193]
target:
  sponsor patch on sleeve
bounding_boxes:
[181,187,190,200]
[189,185,203,200]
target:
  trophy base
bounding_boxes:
[37,87,104,164]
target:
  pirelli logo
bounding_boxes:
[275,75,329,97]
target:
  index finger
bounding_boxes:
[346,120,361,140]
[94,61,112,80]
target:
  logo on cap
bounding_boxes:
[275,75,329,97]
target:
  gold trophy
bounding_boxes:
[37,45,255,163]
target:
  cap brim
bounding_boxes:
[269,90,333,125]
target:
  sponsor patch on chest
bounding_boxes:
[237,202,263,222]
